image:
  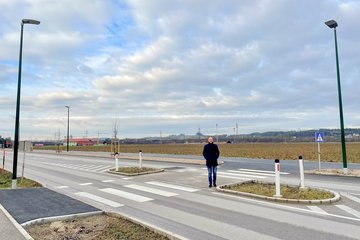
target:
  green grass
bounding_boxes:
[223,182,334,200]
[0,170,42,189]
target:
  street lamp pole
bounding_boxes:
[65,106,70,152]
[325,19,348,174]
[12,19,40,189]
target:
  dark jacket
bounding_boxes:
[202,143,220,167]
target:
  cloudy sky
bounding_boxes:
[0,0,359,140]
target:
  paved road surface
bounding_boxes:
[3,151,360,240]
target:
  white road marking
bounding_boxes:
[216,171,267,179]
[101,180,115,183]
[75,192,123,207]
[213,174,251,181]
[122,177,133,180]
[82,165,104,170]
[212,192,360,222]
[228,170,275,177]
[79,182,93,186]
[56,186,69,189]
[146,181,199,192]
[307,206,327,214]
[341,193,360,204]
[99,188,153,202]
[238,168,290,175]
[336,205,360,218]
[125,184,178,197]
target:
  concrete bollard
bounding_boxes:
[299,156,305,189]
[114,152,119,171]
[139,150,142,169]
[274,159,282,198]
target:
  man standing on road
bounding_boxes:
[203,137,220,187]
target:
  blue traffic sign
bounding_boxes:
[315,132,325,142]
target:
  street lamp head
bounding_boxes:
[22,19,40,25]
[325,20,338,28]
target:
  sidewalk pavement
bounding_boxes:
[0,188,101,240]
[0,204,29,240]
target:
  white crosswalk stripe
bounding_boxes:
[99,188,153,202]
[307,206,328,214]
[208,168,291,181]
[75,192,123,207]
[79,182,93,186]
[146,181,199,192]
[101,180,115,183]
[341,193,360,204]
[124,184,178,197]
[56,186,69,189]
[336,205,360,218]
[41,162,112,173]
[238,168,290,175]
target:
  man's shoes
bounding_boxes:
[209,184,212,188]
[213,183,217,187]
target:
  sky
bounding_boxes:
[0,0,359,140]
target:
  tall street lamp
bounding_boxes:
[65,106,70,152]
[325,19,348,174]
[12,19,40,189]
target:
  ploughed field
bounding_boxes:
[35,142,360,163]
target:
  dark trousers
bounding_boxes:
[207,166,217,185]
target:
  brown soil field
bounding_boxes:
[35,142,360,163]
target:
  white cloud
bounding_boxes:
[0,0,359,139]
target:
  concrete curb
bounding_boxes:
[216,181,341,205]
[305,170,360,178]
[0,203,34,240]
[107,168,165,176]
[20,210,188,240]
[106,212,189,240]
[21,210,103,227]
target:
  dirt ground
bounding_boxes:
[26,214,169,240]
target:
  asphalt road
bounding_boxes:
[3,150,360,240]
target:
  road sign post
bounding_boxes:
[315,132,324,170]
[298,156,305,189]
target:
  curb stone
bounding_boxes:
[216,181,341,205]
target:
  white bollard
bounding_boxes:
[299,156,305,189]
[114,152,119,171]
[274,159,282,198]
[139,150,142,169]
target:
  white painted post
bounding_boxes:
[139,150,142,169]
[274,159,282,198]
[317,142,321,170]
[114,152,119,171]
[299,155,305,189]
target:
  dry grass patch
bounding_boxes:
[0,170,42,189]
[35,142,360,163]
[115,167,159,174]
[26,214,170,240]
[223,182,334,200]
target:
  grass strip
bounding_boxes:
[0,170,42,189]
[223,182,334,200]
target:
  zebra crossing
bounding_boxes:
[203,168,290,181]
[41,162,113,173]
[305,193,360,219]
[57,181,200,208]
